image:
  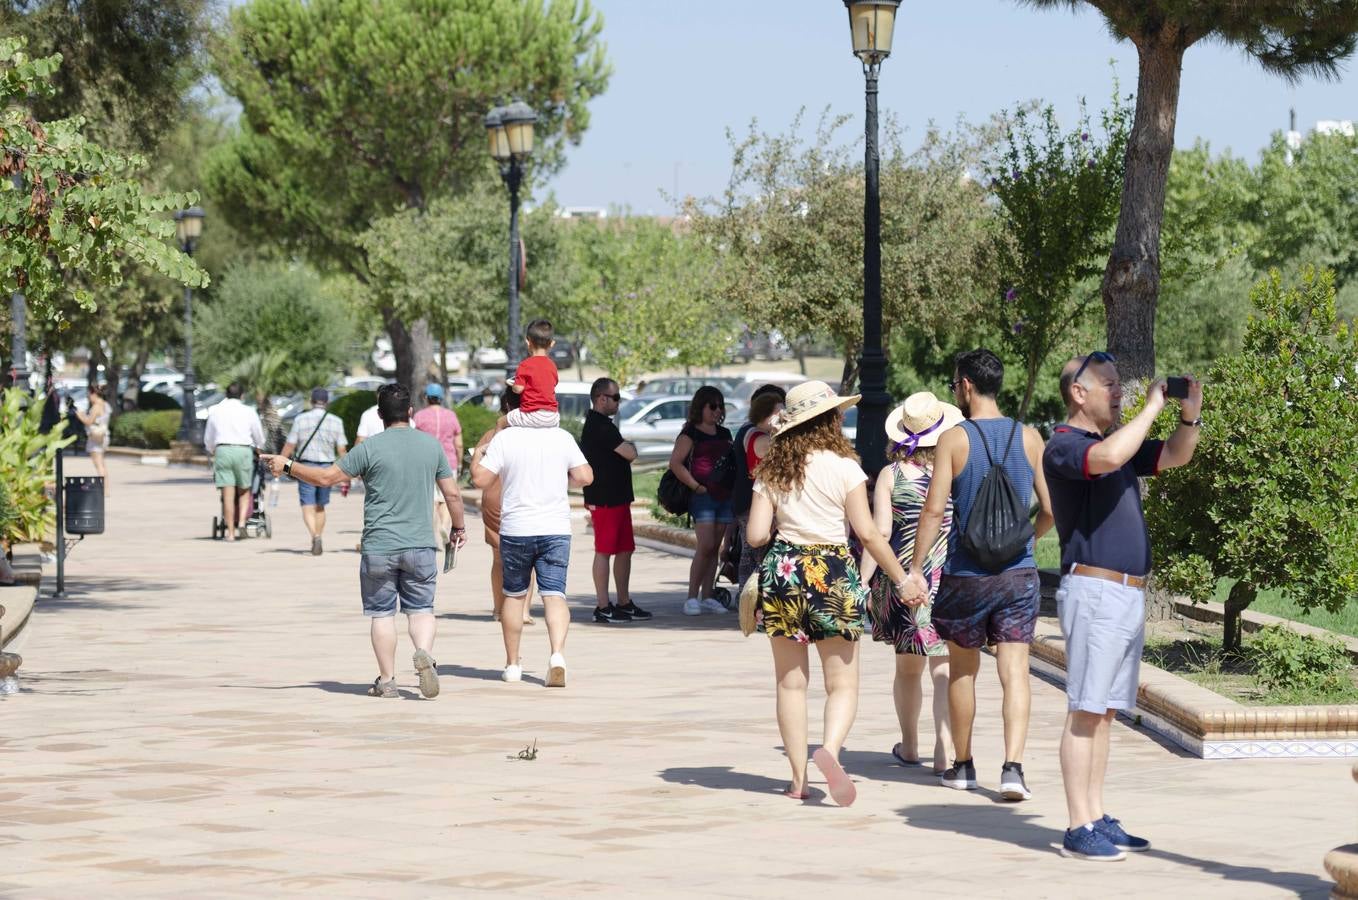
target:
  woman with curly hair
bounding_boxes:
[861,392,962,774]
[746,381,915,806]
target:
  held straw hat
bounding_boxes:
[885,391,964,453]
[775,381,860,434]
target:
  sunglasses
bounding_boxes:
[948,377,964,392]
[705,402,724,410]
[600,393,620,401]
[1072,350,1116,385]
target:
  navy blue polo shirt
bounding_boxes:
[1042,425,1164,577]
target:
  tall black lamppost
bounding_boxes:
[485,100,537,370]
[174,207,205,443]
[9,173,29,392]
[843,0,901,475]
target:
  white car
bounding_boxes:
[554,381,633,420]
[473,346,509,368]
[617,395,745,459]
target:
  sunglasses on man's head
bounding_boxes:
[1072,350,1116,384]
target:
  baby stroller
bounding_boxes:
[212,452,273,540]
[713,529,740,609]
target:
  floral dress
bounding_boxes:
[869,462,951,656]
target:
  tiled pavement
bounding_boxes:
[0,457,1350,897]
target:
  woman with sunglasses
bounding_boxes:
[669,385,735,615]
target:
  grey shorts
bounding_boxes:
[359,549,437,618]
[1056,573,1145,714]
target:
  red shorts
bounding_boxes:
[588,504,635,555]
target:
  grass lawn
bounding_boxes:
[1212,581,1358,639]
[632,467,663,505]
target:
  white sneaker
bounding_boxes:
[683,597,702,616]
[700,597,729,614]
[546,653,567,688]
[501,664,522,683]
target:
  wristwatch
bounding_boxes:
[1180,416,1202,428]
[283,459,294,476]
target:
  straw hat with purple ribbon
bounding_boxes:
[885,391,964,455]
[775,380,860,434]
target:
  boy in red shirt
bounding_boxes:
[501,318,560,429]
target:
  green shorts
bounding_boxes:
[213,445,254,488]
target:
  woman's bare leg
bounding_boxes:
[770,636,810,793]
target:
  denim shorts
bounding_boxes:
[298,481,332,507]
[689,491,734,525]
[931,567,1040,649]
[359,549,437,617]
[500,534,570,598]
[1058,573,1146,714]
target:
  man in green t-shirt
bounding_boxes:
[262,384,467,700]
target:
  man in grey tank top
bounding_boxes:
[906,349,1054,802]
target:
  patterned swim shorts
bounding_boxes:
[931,567,1040,649]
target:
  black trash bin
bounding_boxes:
[64,476,105,535]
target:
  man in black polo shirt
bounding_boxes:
[1044,353,1202,861]
[580,378,652,624]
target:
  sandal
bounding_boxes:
[367,677,399,698]
[892,743,923,767]
[783,785,809,800]
[813,747,857,807]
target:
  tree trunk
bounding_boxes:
[438,333,449,397]
[1222,580,1257,654]
[383,309,433,409]
[796,343,807,377]
[1101,31,1187,382]
[1018,359,1039,422]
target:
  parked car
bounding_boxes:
[617,395,745,459]
[548,339,577,370]
[554,380,634,420]
[731,372,808,402]
[727,329,790,364]
[633,376,742,397]
[840,405,857,442]
[473,346,509,367]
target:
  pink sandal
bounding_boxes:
[813,747,857,807]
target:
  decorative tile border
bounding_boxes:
[1203,740,1358,760]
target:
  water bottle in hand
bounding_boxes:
[268,476,281,508]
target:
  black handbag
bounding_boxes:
[657,469,693,516]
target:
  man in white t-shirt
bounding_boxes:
[355,404,385,444]
[471,427,592,687]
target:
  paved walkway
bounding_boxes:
[1,457,1349,897]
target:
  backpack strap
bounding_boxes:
[1000,417,1022,460]
[962,419,997,468]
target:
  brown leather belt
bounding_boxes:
[1070,563,1147,589]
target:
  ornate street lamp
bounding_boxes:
[174,207,205,443]
[843,0,901,475]
[485,100,537,370]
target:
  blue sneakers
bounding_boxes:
[1094,814,1151,852]
[1061,824,1126,861]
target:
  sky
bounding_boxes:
[541,0,1357,215]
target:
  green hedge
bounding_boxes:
[111,410,181,449]
[328,390,376,445]
[456,401,498,453]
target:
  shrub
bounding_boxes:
[455,401,498,454]
[328,390,376,445]
[111,410,181,449]
[0,388,72,543]
[1145,267,1358,651]
[1249,625,1352,695]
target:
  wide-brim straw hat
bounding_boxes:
[775,380,860,434]
[885,391,964,451]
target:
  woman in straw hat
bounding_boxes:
[745,381,915,806]
[861,392,963,775]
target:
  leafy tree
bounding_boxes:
[206,0,611,392]
[987,91,1130,418]
[194,261,356,407]
[0,0,209,154]
[0,387,70,543]
[690,111,999,391]
[0,38,207,324]
[1019,0,1358,381]
[1145,267,1358,652]
[561,217,731,387]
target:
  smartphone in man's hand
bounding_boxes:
[1165,376,1190,399]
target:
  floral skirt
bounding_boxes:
[757,539,867,643]
[868,568,947,657]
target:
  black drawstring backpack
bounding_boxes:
[959,419,1034,572]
